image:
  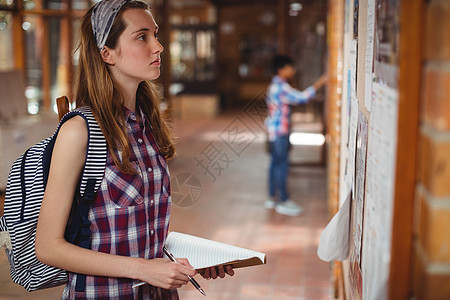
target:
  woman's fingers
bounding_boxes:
[225,265,235,276]
[175,258,195,270]
[210,266,218,279]
[201,267,210,279]
[198,265,234,279]
[142,258,196,289]
[216,265,226,278]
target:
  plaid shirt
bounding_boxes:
[265,75,316,141]
[62,107,177,300]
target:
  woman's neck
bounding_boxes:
[123,100,136,113]
[122,84,139,113]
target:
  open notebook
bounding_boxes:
[165,232,266,270]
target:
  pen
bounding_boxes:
[132,247,207,297]
[163,246,206,297]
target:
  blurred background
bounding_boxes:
[1,0,449,299]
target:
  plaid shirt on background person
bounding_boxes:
[62,107,178,300]
[265,75,316,142]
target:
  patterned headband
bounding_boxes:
[91,0,128,51]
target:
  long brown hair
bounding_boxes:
[74,1,175,174]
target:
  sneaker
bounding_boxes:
[264,198,276,209]
[275,199,303,216]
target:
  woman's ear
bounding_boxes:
[100,47,115,65]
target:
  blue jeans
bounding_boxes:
[269,135,289,202]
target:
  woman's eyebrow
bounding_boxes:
[132,28,150,34]
[131,26,158,35]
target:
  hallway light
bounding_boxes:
[290,3,303,11]
[289,132,325,146]
[22,22,31,31]
[289,2,303,17]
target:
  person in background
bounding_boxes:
[265,54,327,216]
[35,1,233,299]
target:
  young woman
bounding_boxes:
[35,0,232,298]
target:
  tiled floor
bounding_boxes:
[0,109,332,300]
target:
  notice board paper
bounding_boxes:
[344,95,359,196]
[353,111,368,267]
[362,82,398,300]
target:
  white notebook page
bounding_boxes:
[165,232,266,270]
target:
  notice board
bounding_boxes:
[337,0,403,299]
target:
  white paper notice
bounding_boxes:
[344,95,359,195]
[354,112,368,266]
[362,82,398,300]
[318,191,351,262]
[365,0,375,74]
[350,40,357,93]
[364,1,375,112]
[365,73,373,112]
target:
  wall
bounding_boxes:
[217,3,278,106]
[217,2,327,107]
[414,1,450,299]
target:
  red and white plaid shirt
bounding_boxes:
[62,107,177,300]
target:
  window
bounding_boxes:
[0,1,170,114]
[170,25,217,94]
[0,0,14,6]
[0,12,13,71]
[0,0,92,114]
[24,0,66,10]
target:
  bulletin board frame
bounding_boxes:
[388,1,422,299]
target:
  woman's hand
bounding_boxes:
[136,258,197,290]
[198,265,234,280]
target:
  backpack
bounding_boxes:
[0,106,107,292]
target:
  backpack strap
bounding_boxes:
[57,107,107,292]
[48,106,107,195]
[71,106,107,197]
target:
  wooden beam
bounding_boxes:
[41,16,51,111]
[12,1,25,72]
[388,0,423,299]
[162,0,171,101]
[327,0,345,295]
[277,0,287,54]
[60,0,74,101]
[17,9,69,16]
[326,0,344,216]
[212,0,276,7]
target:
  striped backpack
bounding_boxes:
[0,106,107,292]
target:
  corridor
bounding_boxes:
[0,109,332,300]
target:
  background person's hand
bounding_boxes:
[313,73,328,90]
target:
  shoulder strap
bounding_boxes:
[58,107,107,196]
[59,107,107,292]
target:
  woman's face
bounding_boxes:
[107,8,164,86]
